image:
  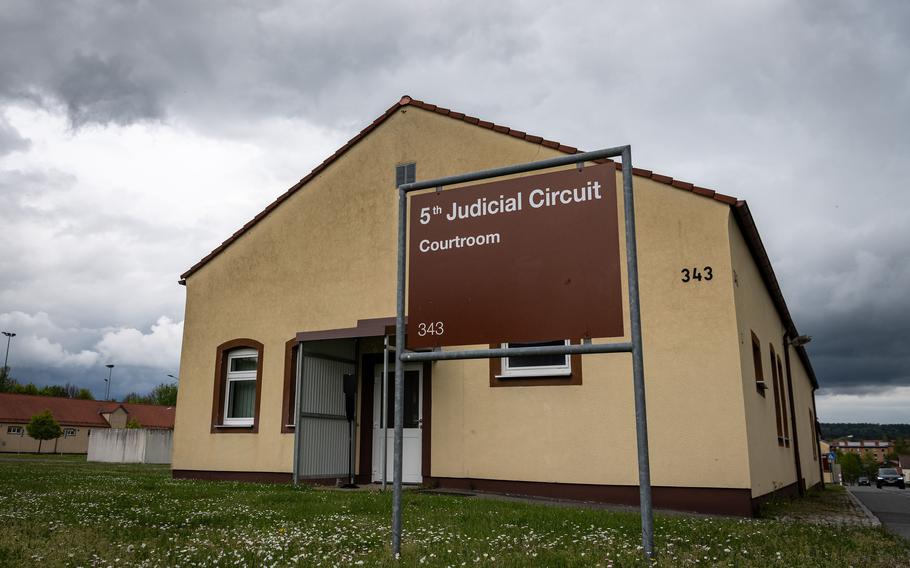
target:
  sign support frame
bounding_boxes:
[392,146,653,559]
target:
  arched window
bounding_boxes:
[211,339,263,432]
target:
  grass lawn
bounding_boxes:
[0,456,908,567]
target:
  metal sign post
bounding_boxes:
[392,146,654,558]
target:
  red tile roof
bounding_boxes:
[0,393,175,429]
[178,96,816,388]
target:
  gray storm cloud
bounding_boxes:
[0,0,908,414]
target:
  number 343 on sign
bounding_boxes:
[416,321,444,337]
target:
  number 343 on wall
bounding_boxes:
[681,266,713,283]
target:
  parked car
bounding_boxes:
[876,468,905,489]
[857,476,871,486]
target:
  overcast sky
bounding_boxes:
[1,1,908,423]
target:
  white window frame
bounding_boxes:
[223,348,258,427]
[7,425,24,436]
[499,340,572,378]
[63,427,78,437]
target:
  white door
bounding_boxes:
[372,364,422,483]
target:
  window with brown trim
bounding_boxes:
[751,332,766,395]
[810,409,818,461]
[490,339,582,387]
[777,354,789,447]
[770,344,784,446]
[211,338,264,433]
[281,338,299,433]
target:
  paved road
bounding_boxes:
[849,485,910,540]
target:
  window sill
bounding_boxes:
[212,424,257,433]
[496,371,572,379]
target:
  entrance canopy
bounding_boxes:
[296,317,399,343]
[292,317,406,485]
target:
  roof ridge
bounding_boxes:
[175,96,815,387]
[179,95,739,281]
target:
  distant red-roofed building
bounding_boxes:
[0,392,174,454]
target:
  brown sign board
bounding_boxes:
[406,163,624,349]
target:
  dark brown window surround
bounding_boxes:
[777,354,789,447]
[489,340,583,387]
[809,409,818,461]
[211,338,264,434]
[280,339,298,433]
[770,343,784,446]
[751,332,766,396]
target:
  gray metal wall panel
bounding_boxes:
[299,357,349,416]
[297,356,355,479]
[299,417,349,478]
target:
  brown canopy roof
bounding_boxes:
[0,393,175,429]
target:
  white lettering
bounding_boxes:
[417,233,501,254]
[528,181,605,209]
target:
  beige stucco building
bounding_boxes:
[172,96,823,516]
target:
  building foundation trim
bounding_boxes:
[173,469,296,484]
[431,477,794,517]
[171,470,800,517]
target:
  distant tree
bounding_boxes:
[861,451,880,477]
[122,383,177,406]
[26,410,63,453]
[38,385,68,398]
[0,375,95,399]
[150,383,178,406]
[838,451,862,483]
[74,388,94,400]
[125,417,142,429]
[0,367,20,393]
[123,392,150,404]
[821,423,910,441]
[63,383,80,398]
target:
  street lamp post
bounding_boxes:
[2,331,15,373]
[104,364,115,400]
[167,374,178,381]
